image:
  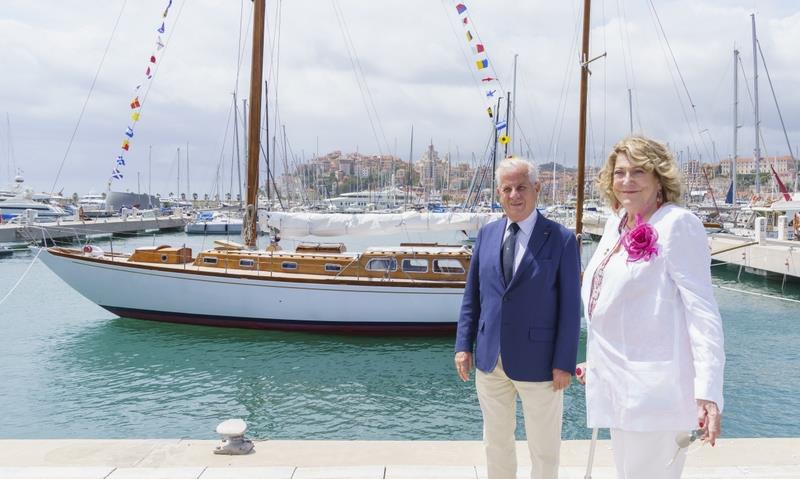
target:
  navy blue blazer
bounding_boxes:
[455,212,581,382]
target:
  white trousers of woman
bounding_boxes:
[476,357,563,479]
[610,429,688,479]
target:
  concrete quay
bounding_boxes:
[0,215,188,246]
[0,439,798,478]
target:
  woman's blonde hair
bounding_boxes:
[597,135,683,211]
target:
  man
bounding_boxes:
[455,157,581,479]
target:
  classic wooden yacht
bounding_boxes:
[38,0,488,334]
[40,241,471,333]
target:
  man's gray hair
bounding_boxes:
[495,156,539,186]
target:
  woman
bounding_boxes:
[578,136,725,478]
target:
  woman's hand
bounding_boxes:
[696,399,722,446]
[575,362,587,385]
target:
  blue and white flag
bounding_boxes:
[111,169,124,180]
[157,22,165,34]
[125,126,134,138]
[495,120,507,130]
[116,156,125,166]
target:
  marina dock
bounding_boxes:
[0,214,189,246]
[0,439,797,478]
[709,216,800,279]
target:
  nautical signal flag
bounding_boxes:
[150,55,156,63]
[481,76,496,82]
[496,120,508,130]
[476,59,489,70]
[463,17,468,25]
[456,3,467,14]
[499,134,510,145]
[466,31,473,41]
[130,97,140,109]
[116,156,125,166]
[131,111,140,122]
[157,22,165,34]
[487,107,493,118]
[125,126,134,138]
[112,169,123,180]
[486,90,496,98]
[121,139,130,151]
[472,44,485,54]
[156,36,165,50]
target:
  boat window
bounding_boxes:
[239,259,255,268]
[160,254,169,262]
[281,261,298,270]
[202,257,218,265]
[366,257,397,272]
[433,259,465,274]
[324,263,342,272]
[402,258,428,273]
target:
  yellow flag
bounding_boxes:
[131,111,140,122]
[499,134,510,145]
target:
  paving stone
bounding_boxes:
[200,467,295,479]
[385,465,477,479]
[291,466,385,479]
[0,467,114,479]
[107,467,206,479]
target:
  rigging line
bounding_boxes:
[546,5,582,163]
[0,247,44,308]
[331,0,386,156]
[139,0,188,119]
[645,0,715,162]
[713,284,800,304]
[600,0,607,156]
[268,0,283,164]
[234,0,245,91]
[437,0,490,114]
[211,96,235,197]
[757,40,796,161]
[644,1,705,162]
[617,0,644,132]
[332,0,391,155]
[49,0,128,194]
[737,57,773,160]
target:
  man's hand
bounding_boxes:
[552,368,571,391]
[696,399,722,446]
[455,351,473,381]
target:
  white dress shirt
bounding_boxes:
[503,208,538,277]
[580,203,725,431]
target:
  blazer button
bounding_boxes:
[503,296,510,302]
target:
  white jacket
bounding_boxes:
[581,203,725,431]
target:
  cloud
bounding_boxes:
[0,0,797,195]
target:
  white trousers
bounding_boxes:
[610,428,688,479]
[476,357,563,479]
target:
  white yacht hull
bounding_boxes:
[39,248,464,334]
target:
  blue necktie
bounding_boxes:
[502,222,520,285]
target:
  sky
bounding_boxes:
[0,0,797,197]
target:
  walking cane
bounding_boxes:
[576,364,597,479]
[584,427,598,479]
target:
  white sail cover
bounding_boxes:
[261,211,503,237]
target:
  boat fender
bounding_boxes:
[82,245,104,257]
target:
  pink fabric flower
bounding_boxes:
[622,214,659,262]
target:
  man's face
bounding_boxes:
[497,167,540,223]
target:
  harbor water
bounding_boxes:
[0,229,798,440]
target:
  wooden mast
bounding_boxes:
[244,0,266,248]
[575,0,591,240]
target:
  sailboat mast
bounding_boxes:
[752,14,761,196]
[575,0,591,239]
[244,0,266,247]
[732,47,739,204]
